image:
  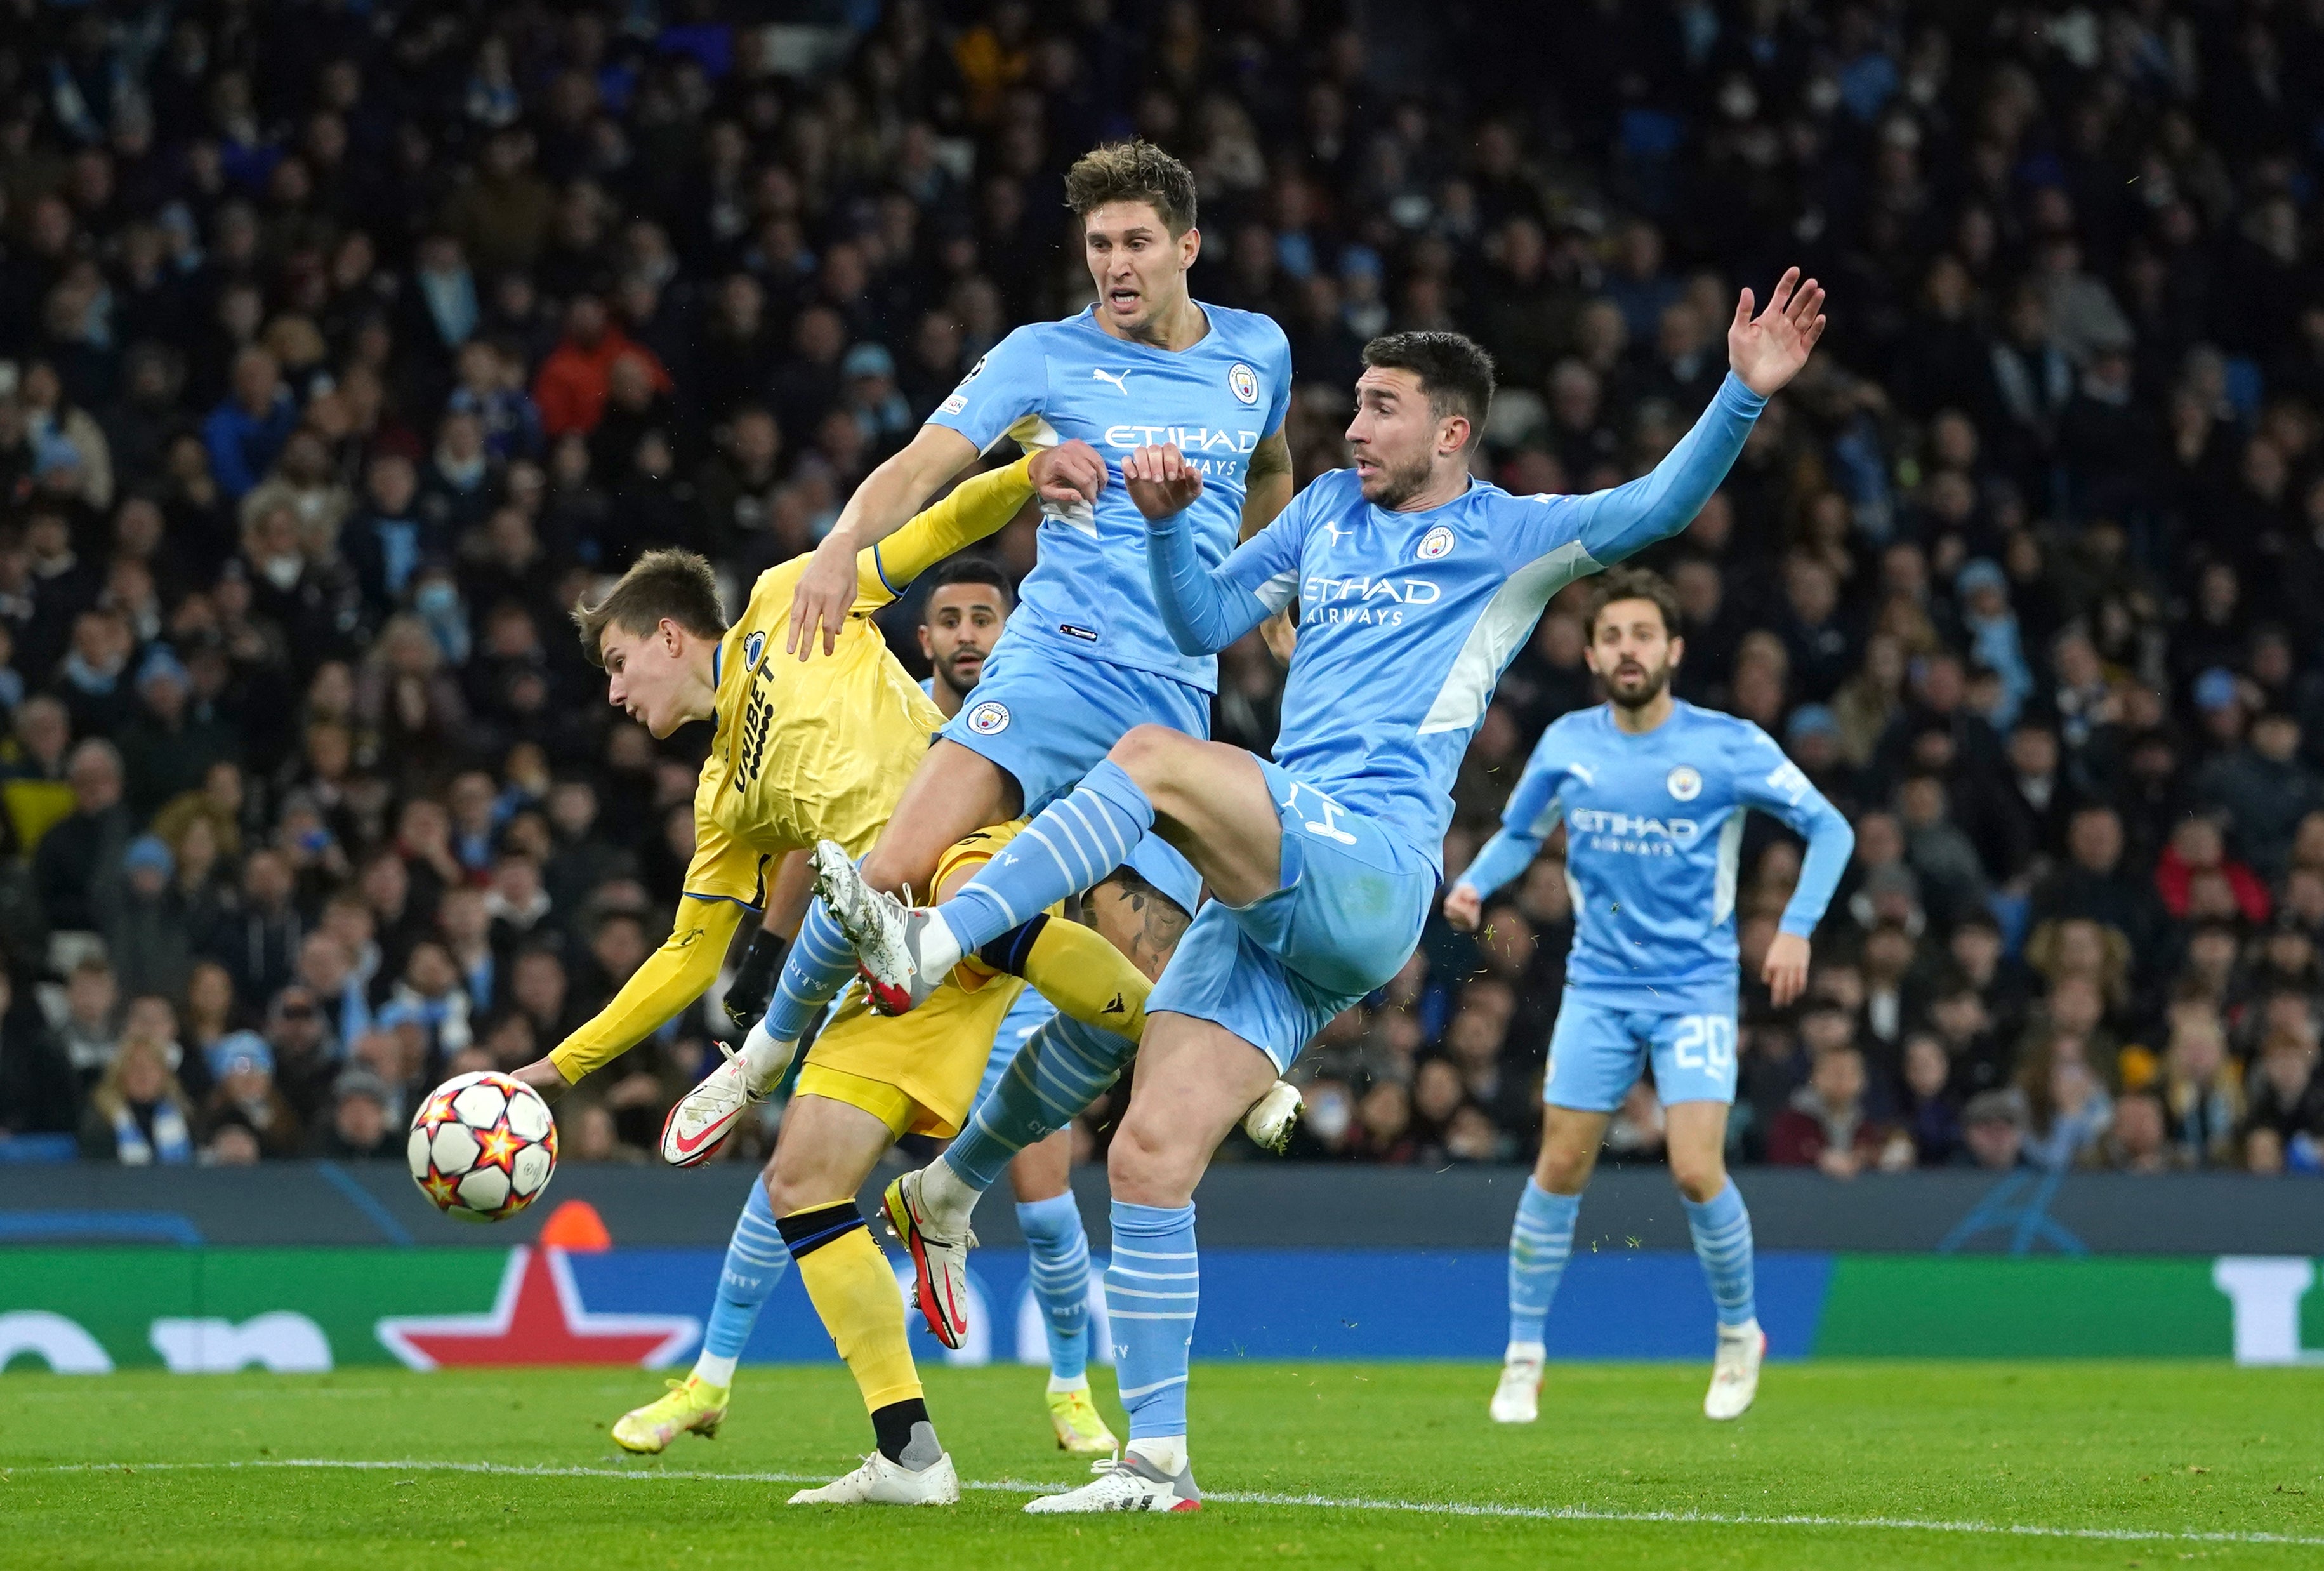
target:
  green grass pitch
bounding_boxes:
[4,1362,2321,1568]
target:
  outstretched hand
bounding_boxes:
[1727,267,1828,399]
[1122,444,1205,522]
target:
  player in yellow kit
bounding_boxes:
[512,442,1157,1505]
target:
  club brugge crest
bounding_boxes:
[1228,362,1260,405]
[1667,765,1703,801]
[967,700,1011,735]
[743,630,767,670]
[1418,525,1456,560]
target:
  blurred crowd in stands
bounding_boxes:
[3,1,2324,1179]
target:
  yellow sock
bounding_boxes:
[786,1208,922,1412]
[1022,917,1151,1040]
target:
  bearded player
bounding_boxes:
[1445,566,1852,1426]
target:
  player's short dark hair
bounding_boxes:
[572,548,727,667]
[1584,566,1681,639]
[1360,332,1497,443]
[920,555,1013,610]
[1065,141,1198,235]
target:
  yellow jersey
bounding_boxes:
[549,456,1034,1082]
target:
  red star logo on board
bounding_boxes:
[375,1247,697,1369]
[475,1125,520,1172]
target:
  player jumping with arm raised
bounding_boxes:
[676,141,1300,1163]
[1446,567,1852,1427]
[814,270,1828,1511]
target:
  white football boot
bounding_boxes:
[1024,1452,1201,1514]
[810,840,959,1016]
[786,1448,960,1506]
[660,1026,796,1167]
[1489,1342,1544,1424]
[1240,1080,1304,1153]
[1703,1319,1766,1421]
[660,1047,753,1167]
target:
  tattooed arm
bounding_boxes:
[1085,867,1195,982]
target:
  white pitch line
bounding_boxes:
[6,1459,2321,1549]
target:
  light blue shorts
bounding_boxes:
[975,987,1059,1110]
[1542,984,1740,1113]
[1145,760,1436,1073]
[939,633,1206,915]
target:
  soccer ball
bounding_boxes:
[407,1071,558,1223]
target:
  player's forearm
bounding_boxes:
[548,899,743,1081]
[826,427,977,554]
[863,455,1034,594]
[1574,373,1767,566]
[1778,803,1856,938]
[1239,433,1293,543]
[1146,513,1271,655]
[1458,827,1542,904]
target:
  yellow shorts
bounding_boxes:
[795,820,1043,1139]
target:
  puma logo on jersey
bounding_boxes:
[1091,368,1133,394]
[1319,520,1355,547]
[1568,762,1597,787]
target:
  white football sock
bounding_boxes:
[1046,1373,1090,1396]
[739,1018,796,1094]
[1127,1435,1188,1476]
[693,1351,738,1387]
[920,1157,982,1235]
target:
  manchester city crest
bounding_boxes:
[1228,362,1260,405]
[1667,765,1703,801]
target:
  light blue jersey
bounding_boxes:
[1139,372,1777,1068]
[1170,373,1774,872]
[1460,700,1855,1000]
[925,303,1291,692]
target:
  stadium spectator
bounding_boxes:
[0,964,76,1139]
[1768,1045,1894,1178]
[0,0,2322,1182]
[307,1065,394,1162]
[77,1035,193,1165]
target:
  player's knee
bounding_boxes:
[1107,724,1180,781]
[857,843,916,896]
[1105,1115,1185,1205]
[1669,1151,1727,1204]
[1535,1142,1590,1195]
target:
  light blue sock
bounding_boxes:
[1507,1179,1579,1347]
[941,760,1154,953]
[699,1177,789,1377]
[1106,1200,1198,1439]
[761,898,857,1043]
[942,1014,1135,1192]
[1684,1180,1757,1327]
[1016,1193,1092,1381]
